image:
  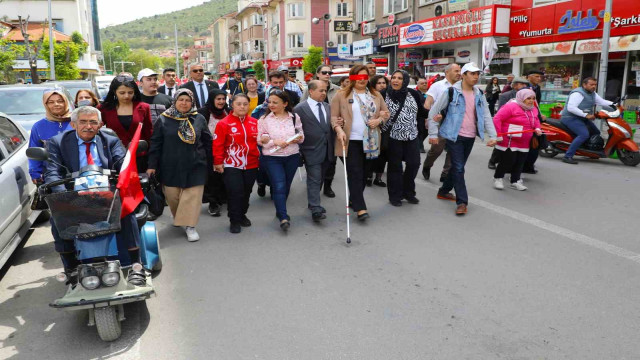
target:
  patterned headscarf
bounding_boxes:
[162,88,198,144]
[42,89,72,122]
[515,89,537,111]
[387,70,411,104]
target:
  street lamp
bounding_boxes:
[312,14,331,65]
[48,0,55,80]
[109,45,120,73]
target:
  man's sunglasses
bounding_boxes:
[320,71,333,75]
[192,69,204,73]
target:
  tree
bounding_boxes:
[102,40,131,73]
[42,38,82,80]
[0,39,25,83]
[252,61,265,81]
[70,31,88,58]
[302,46,323,75]
[125,49,162,75]
[17,16,45,83]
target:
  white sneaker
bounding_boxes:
[493,178,504,190]
[510,180,528,191]
[185,226,200,242]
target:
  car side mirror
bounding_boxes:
[137,140,148,155]
[26,147,49,161]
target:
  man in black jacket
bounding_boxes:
[221,68,245,103]
[158,68,178,96]
[180,64,220,109]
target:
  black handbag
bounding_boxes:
[146,174,165,217]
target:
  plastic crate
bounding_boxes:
[623,111,637,124]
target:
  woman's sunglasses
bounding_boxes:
[320,71,333,75]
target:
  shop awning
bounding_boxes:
[509,41,575,59]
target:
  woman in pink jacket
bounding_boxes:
[492,89,542,191]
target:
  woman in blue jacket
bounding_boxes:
[28,90,73,183]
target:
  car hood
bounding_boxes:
[9,113,45,131]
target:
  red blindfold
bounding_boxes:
[349,74,369,81]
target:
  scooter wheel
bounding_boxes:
[539,146,559,158]
[94,306,122,342]
[618,149,640,166]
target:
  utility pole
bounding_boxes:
[48,0,56,80]
[175,24,180,79]
[597,0,613,96]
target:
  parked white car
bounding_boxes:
[0,113,39,269]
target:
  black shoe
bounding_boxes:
[323,185,336,198]
[280,219,290,231]
[146,213,158,221]
[373,178,387,187]
[240,216,251,227]
[404,196,420,204]
[439,174,447,183]
[488,161,496,170]
[390,200,402,207]
[357,212,370,221]
[257,184,266,197]
[230,223,241,233]
[422,166,430,180]
[312,212,326,222]
[562,157,578,165]
[365,178,373,187]
[208,203,221,217]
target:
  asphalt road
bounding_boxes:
[1,142,639,360]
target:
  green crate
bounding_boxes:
[623,111,637,124]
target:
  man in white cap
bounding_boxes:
[277,65,303,97]
[427,63,497,215]
[138,68,173,125]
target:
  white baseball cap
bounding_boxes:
[461,62,481,74]
[277,65,289,71]
[137,68,158,81]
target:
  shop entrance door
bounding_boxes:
[604,62,626,101]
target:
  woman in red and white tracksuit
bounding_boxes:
[213,94,260,234]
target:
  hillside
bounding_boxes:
[100,0,236,50]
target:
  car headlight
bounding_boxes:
[101,261,121,287]
[79,265,100,290]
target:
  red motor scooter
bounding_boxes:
[540,104,640,166]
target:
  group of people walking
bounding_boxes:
[30,60,580,243]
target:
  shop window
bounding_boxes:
[337,2,348,17]
[444,49,454,57]
[384,0,408,15]
[432,49,443,58]
[523,56,582,103]
[287,3,305,18]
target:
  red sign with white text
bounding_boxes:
[510,0,640,46]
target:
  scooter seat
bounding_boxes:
[546,119,576,137]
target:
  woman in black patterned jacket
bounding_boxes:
[383,70,429,207]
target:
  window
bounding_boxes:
[237,22,242,32]
[337,33,348,44]
[0,117,25,157]
[362,0,375,21]
[533,0,571,6]
[243,18,248,29]
[337,2,348,17]
[253,40,264,52]
[287,3,304,18]
[251,14,264,26]
[418,0,437,5]
[244,41,251,53]
[384,0,408,14]
[287,33,304,48]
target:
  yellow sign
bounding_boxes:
[604,12,611,23]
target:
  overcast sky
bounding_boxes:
[97,0,209,27]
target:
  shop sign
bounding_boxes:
[448,0,468,12]
[371,57,388,66]
[509,0,640,47]
[271,52,279,61]
[632,62,640,72]
[509,41,575,58]
[377,17,411,47]
[423,57,454,66]
[405,52,423,62]
[337,44,360,60]
[399,5,509,48]
[334,21,353,32]
[353,38,373,56]
[388,14,395,26]
[574,35,640,54]
[457,50,470,58]
[290,49,309,57]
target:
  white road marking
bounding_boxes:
[416,181,640,264]
[43,323,55,332]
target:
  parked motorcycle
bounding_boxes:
[540,104,640,166]
[26,146,161,342]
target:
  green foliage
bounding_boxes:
[99,0,236,51]
[125,49,163,75]
[102,40,131,73]
[0,39,25,83]
[42,37,82,80]
[70,31,88,57]
[252,61,265,81]
[302,46,323,75]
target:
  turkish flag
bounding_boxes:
[117,123,144,218]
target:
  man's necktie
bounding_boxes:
[199,83,206,107]
[317,102,325,125]
[84,142,95,165]
[168,87,173,96]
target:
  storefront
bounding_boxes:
[374,17,411,72]
[399,5,511,77]
[509,0,640,113]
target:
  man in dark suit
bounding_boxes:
[45,106,144,283]
[293,80,334,222]
[180,64,220,109]
[221,68,245,103]
[158,68,178,97]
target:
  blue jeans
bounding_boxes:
[262,154,300,220]
[440,136,475,205]
[561,116,600,158]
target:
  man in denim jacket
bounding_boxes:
[427,63,497,215]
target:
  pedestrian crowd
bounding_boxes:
[29,60,599,244]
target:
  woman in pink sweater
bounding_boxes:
[492,89,542,191]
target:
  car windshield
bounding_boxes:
[0,89,46,115]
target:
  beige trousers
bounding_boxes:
[163,185,205,227]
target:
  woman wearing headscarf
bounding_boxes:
[28,90,73,183]
[147,89,213,242]
[492,88,541,191]
[331,65,390,220]
[197,88,229,217]
[98,75,153,171]
[383,70,429,206]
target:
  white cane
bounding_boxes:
[342,144,351,244]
